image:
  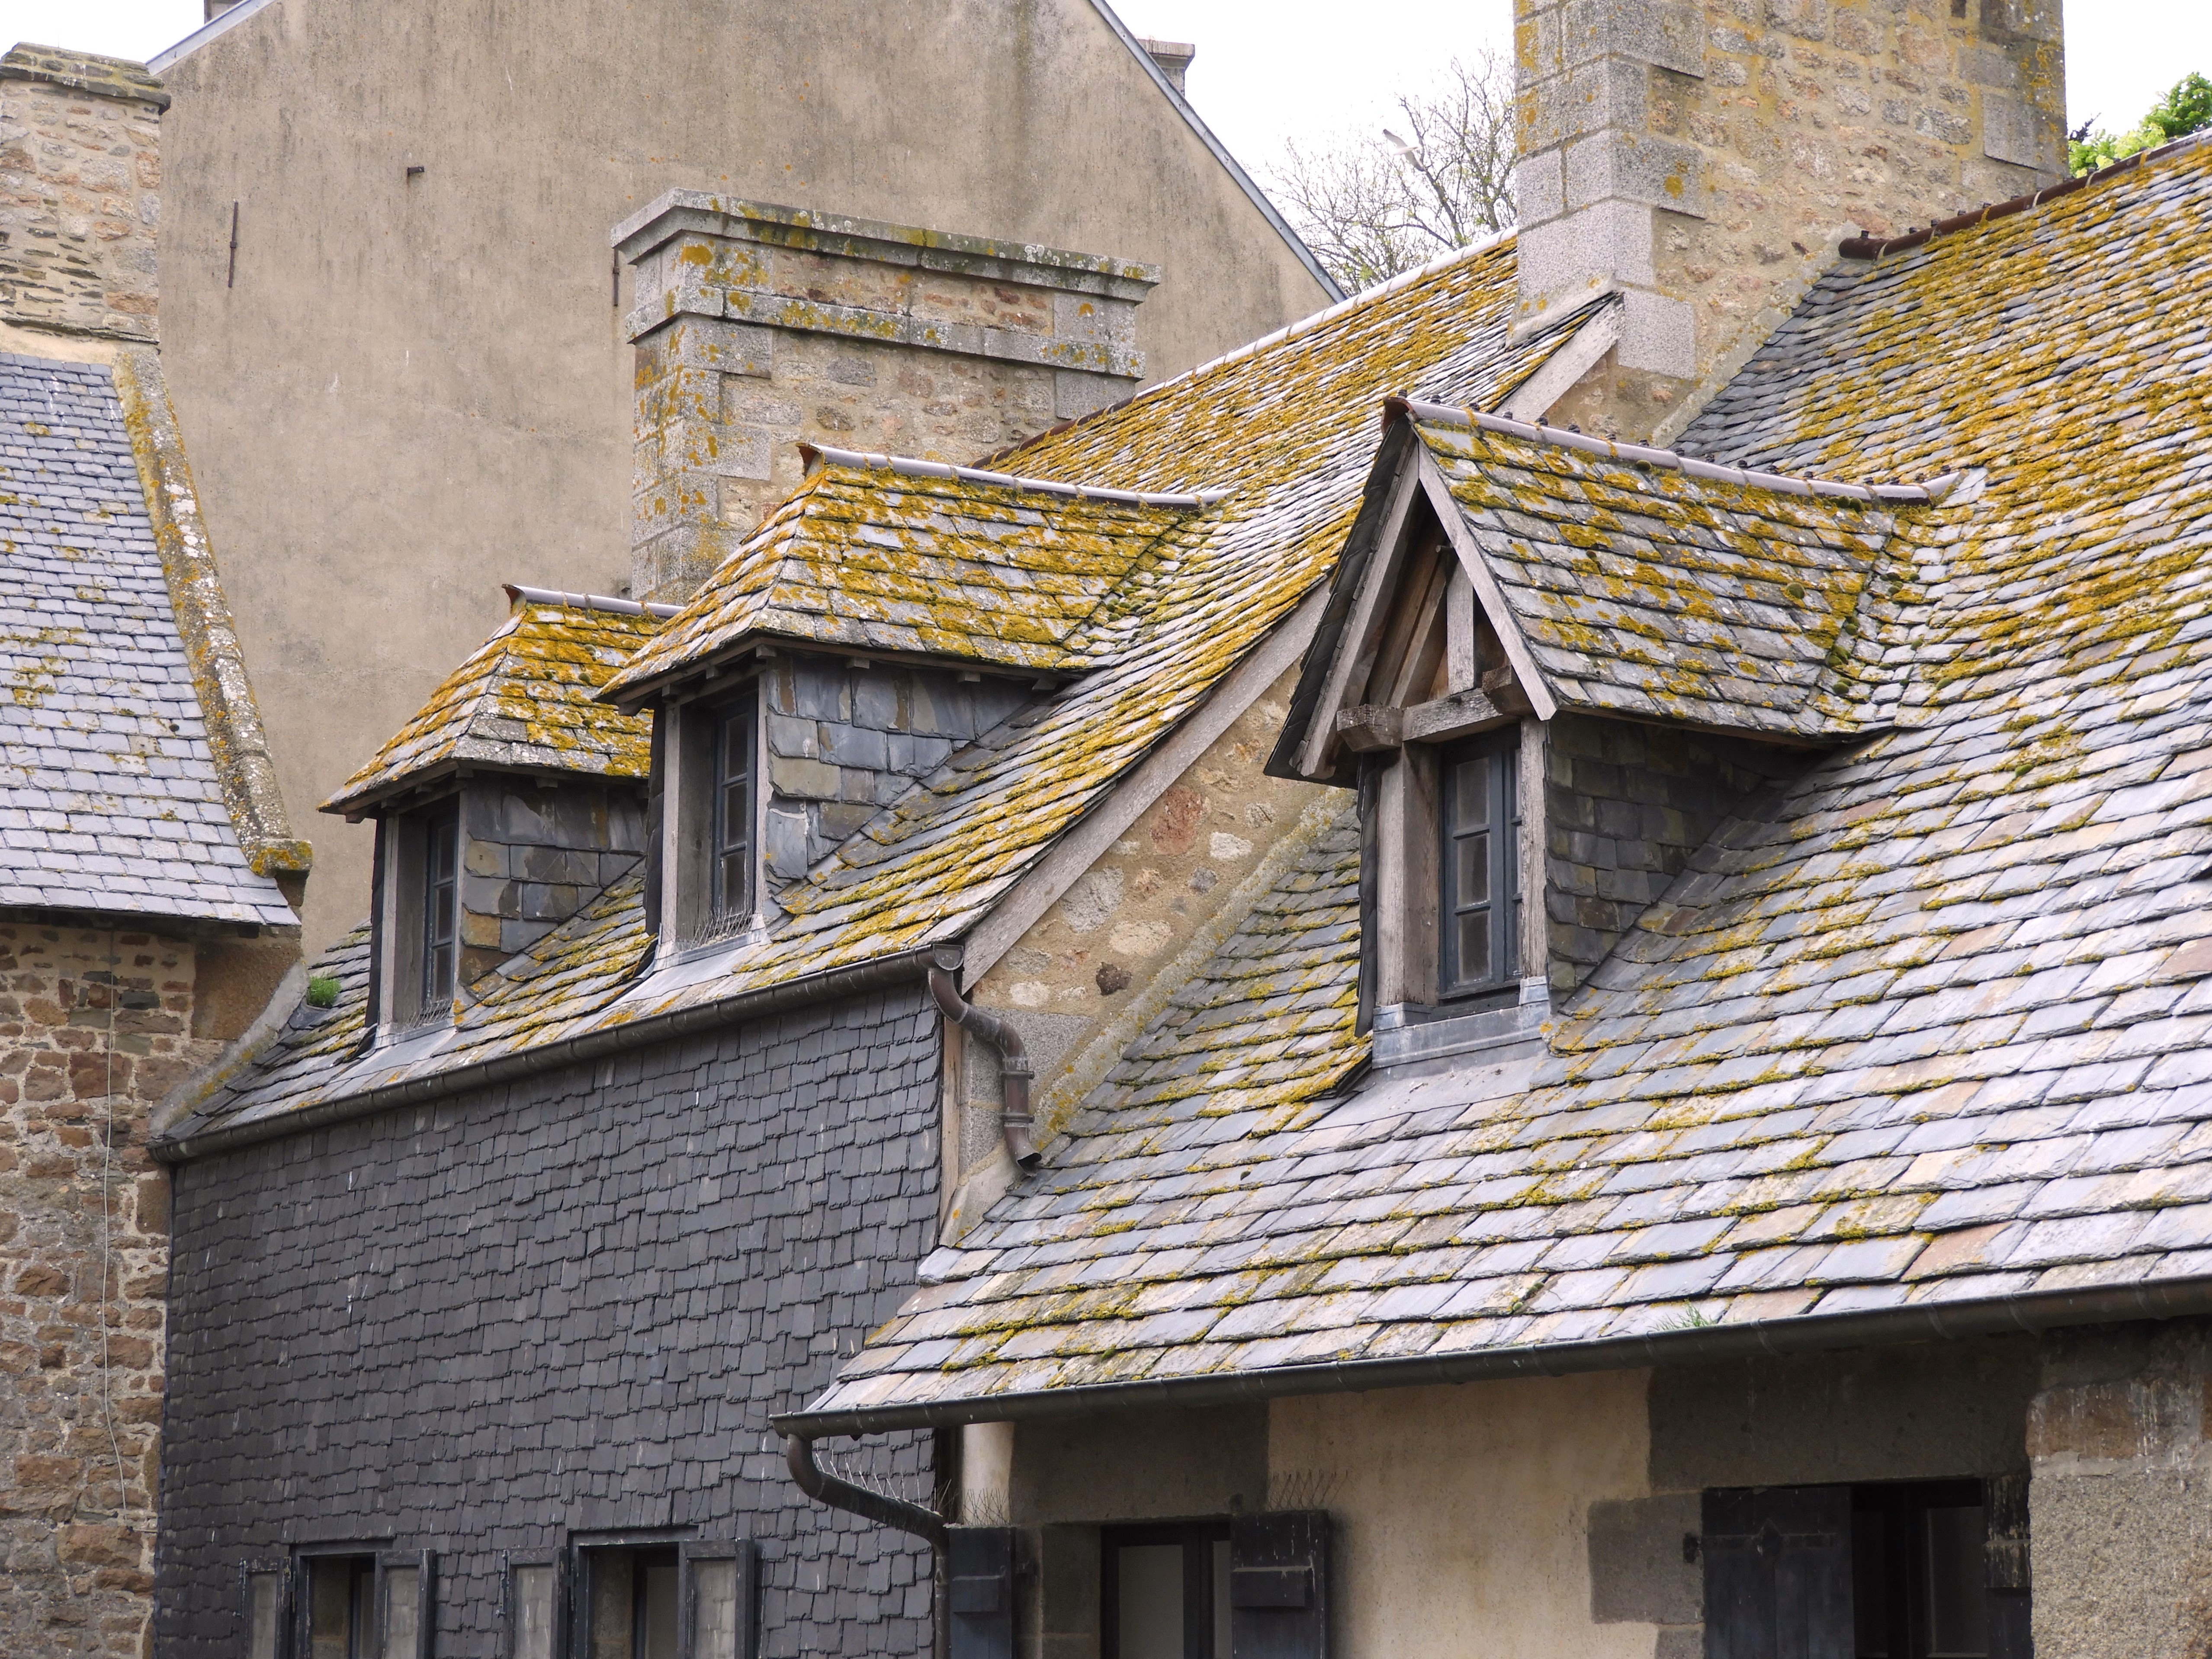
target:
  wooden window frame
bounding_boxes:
[240,1558,291,1659]
[710,691,757,927]
[504,1550,567,1659]
[679,1540,756,1659]
[376,1549,435,1659]
[1100,1521,1230,1659]
[292,1548,379,1659]
[373,795,462,1036]
[660,685,764,953]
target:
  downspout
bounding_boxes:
[928,946,1042,1171]
[784,1433,947,1552]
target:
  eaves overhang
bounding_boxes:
[774,1271,2212,1438]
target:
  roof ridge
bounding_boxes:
[801,443,1229,509]
[1390,395,1956,504]
[1839,128,2212,262]
[503,582,682,619]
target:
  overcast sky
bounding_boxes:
[3,0,2206,178]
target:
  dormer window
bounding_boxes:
[660,682,764,950]
[420,802,460,1012]
[1440,733,1519,997]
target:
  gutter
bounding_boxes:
[771,1271,2212,1438]
[784,1434,947,1551]
[153,943,947,1165]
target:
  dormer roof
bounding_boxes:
[600,448,1228,706]
[1275,400,1964,781]
[323,586,674,818]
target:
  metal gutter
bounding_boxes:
[771,1271,2212,1438]
[785,1434,947,1551]
[1082,0,1344,305]
[152,943,947,1165]
[149,0,279,74]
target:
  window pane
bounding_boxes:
[1210,1540,1230,1659]
[247,1572,284,1659]
[590,1552,634,1659]
[639,1557,679,1659]
[1924,1506,1988,1657]
[513,1566,556,1659]
[1455,913,1491,984]
[309,1562,352,1659]
[1452,757,1490,830]
[1851,1509,1888,1658]
[1454,831,1490,907]
[692,1559,739,1659]
[380,1565,420,1659]
[1117,1543,1185,1659]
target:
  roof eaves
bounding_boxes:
[1080,0,1344,305]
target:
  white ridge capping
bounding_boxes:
[1394,397,1961,503]
[504,583,684,619]
[806,444,1229,508]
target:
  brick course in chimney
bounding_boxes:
[1513,0,2066,442]
[615,192,1160,604]
[0,44,167,344]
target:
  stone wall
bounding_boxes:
[1544,712,1804,992]
[157,984,943,1659]
[621,194,1159,602]
[2026,1318,2212,1656]
[1513,0,2066,441]
[0,923,214,1659]
[0,46,165,344]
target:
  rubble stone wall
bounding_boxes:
[1513,0,2066,440]
[0,46,166,343]
[0,923,210,1659]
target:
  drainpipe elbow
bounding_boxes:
[928,950,1042,1172]
[784,1433,948,1552]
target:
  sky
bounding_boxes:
[2,0,2207,174]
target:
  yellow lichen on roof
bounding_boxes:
[606,461,1210,696]
[1416,417,1909,738]
[323,595,661,814]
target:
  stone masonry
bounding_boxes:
[0,46,165,344]
[0,924,209,1659]
[619,193,1160,602]
[1544,712,1806,992]
[1514,0,2066,441]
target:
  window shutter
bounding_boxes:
[1229,1510,1329,1659]
[1985,1473,2032,1659]
[240,1560,289,1659]
[947,1526,1016,1659]
[375,1550,434,1659]
[1354,757,1380,1037]
[643,710,665,942]
[680,1540,757,1659]
[1701,1487,1851,1659]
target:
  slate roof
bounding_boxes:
[324,587,670,815]
[605,452,1227,697]
[791,138,2212,1428]
[0,353,295,928]
[1403,402,1943,741]
[167,238,1583,1141]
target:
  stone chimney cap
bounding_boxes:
[1137,37,1196,94]
[0,42,168,109]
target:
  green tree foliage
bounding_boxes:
[2071,72,2212,175]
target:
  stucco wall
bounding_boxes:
[156,985,943,1658]
[156,0,1333,953]
[1269,1375,1656,1659]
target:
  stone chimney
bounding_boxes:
[1514,0,2066,443]
[615,192,1160,604]
[0,43,166,345]
[1139,38,1198,96]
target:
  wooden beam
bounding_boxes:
[1400,688,1514,745]
[1333,705,1404,752]
[1417,445,1560,723]
[1295,459,1426,779]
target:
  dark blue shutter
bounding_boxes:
[947,1527,1016,1659]
[1230,1511,1328,1659]
[1702,1486,1851,1659]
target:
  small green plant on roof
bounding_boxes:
[305,974,341,1009]
[2070,72,2212,175]
[1660,1305,1721,1332]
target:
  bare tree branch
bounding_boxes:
[1265,53,1518,295]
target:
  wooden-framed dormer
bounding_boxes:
[1271,397,1949,1057]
